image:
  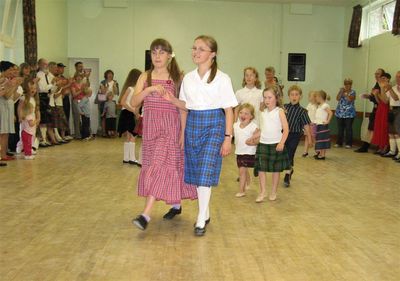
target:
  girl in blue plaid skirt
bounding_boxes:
[168,35,238,236]
[247,86,290,202]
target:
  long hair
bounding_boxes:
[195,35,218,84]
[21,101,34,120]
[242,67,261,89]
[260,85,282,112]
[118,69,142,104]
[146,38,181,90]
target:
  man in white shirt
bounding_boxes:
[48,62,70,143]
[36,58,54,146]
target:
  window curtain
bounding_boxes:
[348,5,363,48]
[392,0,400,36]
[22,0,37,66]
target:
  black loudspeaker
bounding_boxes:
[145,50,151,71]
[288,53,306,81]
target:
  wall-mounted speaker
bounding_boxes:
[288,53,306,82]
[145,50,151,71]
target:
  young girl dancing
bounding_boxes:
[314,90,333,160]
[117,69,142,166]
[164,35,238,236]
[248,86,289,202]
[233,103,258,197]
[131,39,197,231]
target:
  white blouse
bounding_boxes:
[233,121,258,155]
[259,107,283,144]
[315,103,330,124]
[179,69,238,110]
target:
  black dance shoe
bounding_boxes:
[163,207,182,220]
[283,173,290,187]
[194,226,206,236]
[132,215,148,230]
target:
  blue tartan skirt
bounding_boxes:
[184,109,225,187]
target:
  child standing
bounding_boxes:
[78,90,92,141]
[20,102,37,160]
[314,90,333,160]
[103,93,117,137]
[233,103,258,197]
[303,91,317,156]
[248,86,289,202]
[178,35,238,236]
[118,69,142,166]
[283,85,311,187]
[130,38,197,231]
[234,67,263,124]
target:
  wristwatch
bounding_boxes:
[224,134,233,138]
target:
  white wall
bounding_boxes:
[63,0,345,107]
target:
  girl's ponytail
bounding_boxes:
[207,57,218,84]
[168,57,182,95]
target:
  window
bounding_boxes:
[360,0,396,40]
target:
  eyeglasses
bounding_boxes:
[191,47,212,53]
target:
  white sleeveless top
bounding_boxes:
[122,87,134,111]
[259,107,282,144]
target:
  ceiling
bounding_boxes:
[196,0,354,6]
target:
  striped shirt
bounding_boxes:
[284,103,311,133]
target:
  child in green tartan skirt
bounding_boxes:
[247,86,290,202]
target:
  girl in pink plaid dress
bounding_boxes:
[130,39,197,231]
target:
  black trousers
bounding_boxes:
[81,116,91,139]
[286,132,302,168]
[8,102,20,152]
[63,95,70,122]
[336,117,354,146]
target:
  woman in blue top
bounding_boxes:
[335,78,356,148]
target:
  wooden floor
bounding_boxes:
[1,138,399,281]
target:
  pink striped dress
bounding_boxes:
[137,79,197,204]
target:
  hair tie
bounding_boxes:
[171,52,176,58]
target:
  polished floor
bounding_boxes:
[0,138,399,281]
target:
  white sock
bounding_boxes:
[129,142,136,161]
[33,137,39,150]
[206,206,210,220]
[389,138,396,154]
[396,137,400,157]
[172,204,181,210]
[123,142,129,162]
[196,186,211,228]
[54,128,63,141]
[40,127,48,143]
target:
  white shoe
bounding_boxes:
[64,136,73,141]
[32,150,37,155]
[345,145,352,149]
[24,155,35,160]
